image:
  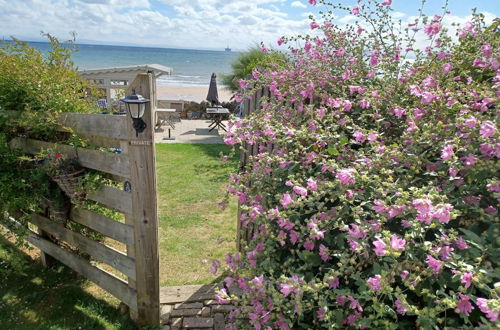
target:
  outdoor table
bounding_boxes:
[155,108,178,130]
[206,107,230,132]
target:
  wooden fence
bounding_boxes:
[7,73,160,327]
[237,87,270,251]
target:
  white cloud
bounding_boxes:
[291,1,307,9]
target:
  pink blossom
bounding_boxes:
[215,288,230,304]
[277,38,283,46]
[421,92,438,104]
[373,238,386,256]
[309,0,317,5]
[476,298,499,322]
[343,100,352,111]
[358,99,370,109]
[316,308,325,320]
[307,178,318,191]
[251,70,260,80]
[438,245,454,260]
[351,6,360,15]
[465,116,478,128]
[328,277,340,289]
[487,183,500,192]
[293,186,308,197]
[348,224,366,239]
[393,107,406,118]
[441,144,454,160]
[280,283,293,297]
[367,274,382,291]
[464,21,474,31]
[424,22,442,36]
[348,296,363,312]
[289,230,299,245]
[426,255,443,273]
[390,234,406,251]
[382,0,392,6]
[401,270,409,279]
[395,299,408,315]
[319,244,330,261]
[442,62,452,73]
[480,121,496,138]
[281,193,292,208]
[461,272,473,288]
[372,199,387,213]
[461,154,477,166]
[304,240,315,250]
[432,204,453,223]
[482,43,493,57]
[353,130,366,143]
[310,22,319,30]
[455,294,474,316]
[368,132,378,142]
[336,168,356,185]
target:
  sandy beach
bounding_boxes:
[156,85,234,103]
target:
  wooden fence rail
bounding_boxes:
[6,73,160,327]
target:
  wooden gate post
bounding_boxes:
[125,73,160,326]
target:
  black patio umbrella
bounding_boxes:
[206,73,219,106]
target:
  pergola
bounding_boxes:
[79,64,172,106]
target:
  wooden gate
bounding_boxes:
[7,73,160,326]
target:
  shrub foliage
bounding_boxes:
[219,1,499,328]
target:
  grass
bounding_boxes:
[0,232,137,330]
[156,143,238,286]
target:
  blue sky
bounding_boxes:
[0,0,498,50]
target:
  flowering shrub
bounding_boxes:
[219,0,499,328]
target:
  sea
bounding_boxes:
[24,41,239,87]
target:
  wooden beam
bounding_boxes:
[30,214,136,281]
[87,185,132,214]
[27,231,138,311]
[9,138,130,179]
[70,208,134,246]
[126,73,160,326]
[58,113,128,140]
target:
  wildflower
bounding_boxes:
[336,168,356,185]
[461,272,473,288]
[307,178,318,191]
[281,193,292,208]
[215,288,230,304]
[455,294,474,316]
[395,299,408,315]
[319,244,330,261]
[317,308,325,320]
[480,121,496,138]
[348,224,366,239]
[426,255,443,273]
[432,204,453,223]
[390,234,406,251]
[353,130,366,143]
[308,0,317,5]
[476,298,499,322]
[441,144,454,160]
[442,62,452,73]
[280,283,293,297]
[373,238,386,256]
[351,6,360,15]
[310,22,319,29]
[367,274,382,291]
[328,277,339,289]
[293,185,308,197]
[382,0,392,5]
[401,270,409,279]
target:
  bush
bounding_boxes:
[219,1,499,329]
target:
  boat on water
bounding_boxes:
[225,46,231,52]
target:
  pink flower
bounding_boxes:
[421,92,438,104]
[401,270,409,279]
[393,107,406,118]
[461,272,473,289]
[461,154,477,166]
[319,244,330,261]
[307,178,318,191]
[317,308,325,320]
[373,238,386,256]
[351,6,360,15]
[310,22,319,30]
[348,224,366,239]
[480,121,496,138]
[293,186,308,197]
[353,130,366,143]
[303,240,315,250]
[442,63,452,73]
[464,116,478,128]
[390,234,406,251]
[281,193,292,208]
[476,298,499,322]
[370,52,379,66]
[328,277,340,289]
[455,294,474,316]
[487,183,500,193]
[372,199,387,214]
[432,204,453,223]
[251,70,260,80]
[280,283,293,297]
[277,38,283,46]
[309,0,317,5]
[426,255,443,273]
[482,43,493,57]
[395,299,408,315]
[367,274,382,291]
[358,99,370,109]
[424,22,441,37]
[215,288,230,304]
[441,144,454,160]
[336,168,356,185]
[382,0,392,5]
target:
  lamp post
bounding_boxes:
[121,91,150,136]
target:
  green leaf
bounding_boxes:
[327,148,339,156]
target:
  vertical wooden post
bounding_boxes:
[125,73,160,326]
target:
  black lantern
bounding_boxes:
[121,91,150,136]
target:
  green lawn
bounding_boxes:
[156,143,238,286]
[0,233,137,330]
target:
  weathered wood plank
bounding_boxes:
[9,138,130,179]
[87,185,132,214]
[160,284,220,304]
[27,231,137,311]
[58,113,128,140]
[70,208,134,246]
[126,73,160,326]
[30,214,136,280]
